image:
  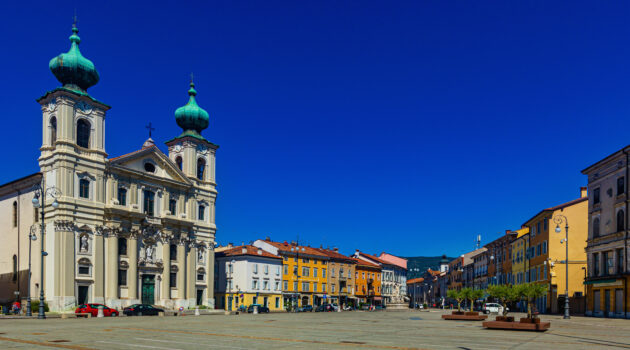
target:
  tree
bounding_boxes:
[471,288,485,311]
[487,285,510,316]
[516,283,548,319]
[447,289,464,312]
[460,288,473,311]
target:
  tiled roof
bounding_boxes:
[352,257,381,269]
[216,245,281,260]
[264,240,329,258]
[109,145,155,162]
[407,277,424,284]
[314,248,356,263]
[357,252,388,265]
[523,196,588,226]
[378,253,408,269]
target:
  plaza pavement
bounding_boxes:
[0,309,629,349]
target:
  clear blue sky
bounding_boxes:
[1,1,629,257]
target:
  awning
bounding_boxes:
[373,297,383,301]
[584,279,622,286]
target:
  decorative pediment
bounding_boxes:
[109,146,191,185]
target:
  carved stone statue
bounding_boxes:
[198,249,204,261]
[80,235,89,252]
[145,244,155,262]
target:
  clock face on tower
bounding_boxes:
[76,101,93,115]
[173,144,183,153]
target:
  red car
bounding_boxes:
[75,303,119,317]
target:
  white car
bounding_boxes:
[482,303,506,314]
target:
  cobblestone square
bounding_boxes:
[1,310,629,349]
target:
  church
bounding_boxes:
[0,23,217,311]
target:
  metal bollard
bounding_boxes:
[253,305,258,314]
[97,305,104,318]
[195,307,200,316]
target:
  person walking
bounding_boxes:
[12,301,21,315]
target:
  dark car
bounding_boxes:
[246,304,270,313]
[123,304,164,316]
[315,304,335,312]
[75,303,118,317]
[297,305,313,312]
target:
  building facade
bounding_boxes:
[0,24,217,311]
[353,258,382,306]
[522,191,588,314]
[316,248,356,308]
[583,148,630,318]
[215,245,283,311]
[486,231,516,286]
[510,227,530,285]
[253,239,329,308]
[378,252,408,306]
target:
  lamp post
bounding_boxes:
[554,214,570,319]
[26,225,38,317]
[31,183,61,319]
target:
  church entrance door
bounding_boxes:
[78,286,89,305]
[196,289,203,306]
[141,275,155,305]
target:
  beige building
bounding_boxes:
[582,147,630,318]
[0,23,217,311]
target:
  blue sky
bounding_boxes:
[1,1,629,257]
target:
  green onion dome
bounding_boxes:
[49,24,99,91]
[175,81,210,137]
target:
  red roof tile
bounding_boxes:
[217,245,281,259]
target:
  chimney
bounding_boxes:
[265,236,270,241]
[257,248,262,255]
[228,243,233,248]
[334,247,339,252]
[580,186,587,198]
[242,247,247,254]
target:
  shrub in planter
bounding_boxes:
[30,300,50,313]
[515,283,548,321]
[446,289,464,313]
[423,303,428,309]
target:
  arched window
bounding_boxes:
[50,116,57,145]
[618,210,625,232]
[118,237,128,256]
[593,217,600,237]
[12,201,17,227]
[197,158,206,180]
[76,119,91,148]
[170,244,177,261]
[176,156,183,171]
[12,255,17,281]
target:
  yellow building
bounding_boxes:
[522,190,588,314]
[510,227,530,285]
[254,239,329,309]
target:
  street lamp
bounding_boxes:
[31,183,61,319]
[26,225,38,317]
[554,214,570,319]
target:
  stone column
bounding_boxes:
[206,246,215,308]
[161,242,171,303]
[187,246,197,303]
[105,234,118,306]
[93,233,105,304]
[177,243,185,304]
[128,236,138,302]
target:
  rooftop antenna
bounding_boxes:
[476,235,481,250]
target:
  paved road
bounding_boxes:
[0,310,629,349]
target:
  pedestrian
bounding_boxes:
[12,301,21,315]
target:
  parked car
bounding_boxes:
[75,303,118,317]
[482,303,506,314]
[315,304,335,312]
[123,304,164,316]
[247,304,270,313]
[297,305,313,312]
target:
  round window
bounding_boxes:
[144,162,156,173]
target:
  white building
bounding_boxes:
[215,245,284,311]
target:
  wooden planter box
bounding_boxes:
[482,318,550,332]
[495,316,514,322]
[442,311,487,321]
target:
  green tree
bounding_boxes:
[516,283,548,319]
[460,288,473,311]
[487,285,510,316]
[471,288,485,311]
[447,289,464,312]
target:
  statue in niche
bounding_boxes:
[145,244,155,262]
[80,235,89,252]
[198,249,204,262]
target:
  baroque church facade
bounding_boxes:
[0,23,217,311]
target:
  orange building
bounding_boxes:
[353,258,382,306]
